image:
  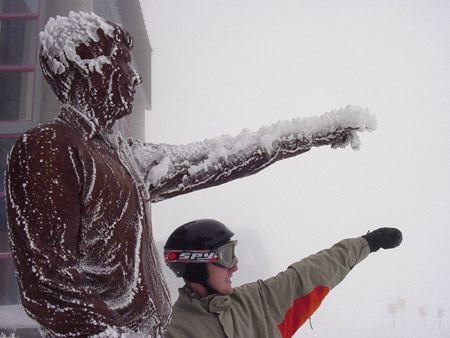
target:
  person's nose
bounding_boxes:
[230,264,238,272]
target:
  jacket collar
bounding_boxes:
[58,105,103,141]
[208,295,231,315]
[181,286,231,315]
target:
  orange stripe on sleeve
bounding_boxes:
[277,286,329,338]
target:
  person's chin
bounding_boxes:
[115,106,133,120]
[223,286,233,295]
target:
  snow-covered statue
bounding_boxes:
[5,11,376,338]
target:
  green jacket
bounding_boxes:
[167,237,370,338]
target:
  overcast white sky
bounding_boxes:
[141,1,450,337]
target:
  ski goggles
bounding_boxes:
[164,240,238,268]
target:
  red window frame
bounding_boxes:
[0,5,41,125]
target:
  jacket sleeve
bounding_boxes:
[256,237,370,338]
[130,106,375,202]
[5,128,124,337]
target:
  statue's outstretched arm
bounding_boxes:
[132,105,376,202]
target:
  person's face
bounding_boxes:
[73,28,142,128]
[100,41,142,121]
[206,262,238,295]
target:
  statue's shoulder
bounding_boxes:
[27,118,78,139]
[12,118,81,156]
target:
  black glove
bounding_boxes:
[362,228,402,252]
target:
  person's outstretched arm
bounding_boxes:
[235,228,402,338]
[130,105,376,202]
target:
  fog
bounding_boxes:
[141,1,450,337]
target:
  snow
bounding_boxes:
[148,157,171,185]
[92,326,158,338]
[39,11,115,74]
[139,104,376,188]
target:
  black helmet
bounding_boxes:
[164,219,234,283]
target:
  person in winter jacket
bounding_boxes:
[6,11,375,338]
[164,219,402,338]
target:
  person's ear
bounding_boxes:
[71,43,94,75]
[76,43,94,60]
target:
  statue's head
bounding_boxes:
[39,11,142,129]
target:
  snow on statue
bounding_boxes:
[4,11,376,338]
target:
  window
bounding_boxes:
[0,0,41,306]
[0,0,40,123]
